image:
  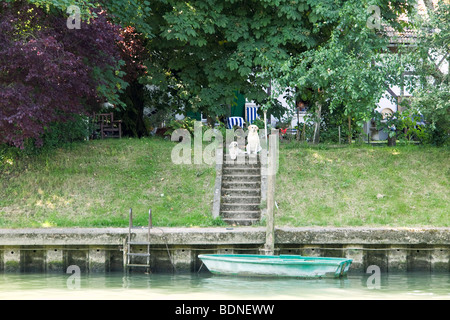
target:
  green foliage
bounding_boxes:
[252,118,266,130]
[262,0,413,127]
[398,109,430,143]
[398,0,449,146]
[146,0,396,119]
[92,60,129,109]
[0,114,91,173]
[143,85,190,130]
[0,144,20,173]
[372,108,431,145]
[42,115,92,148]
[25,0,154,36]
[319,104,360,143]
[164,117,198,136]
[372,111,402,139]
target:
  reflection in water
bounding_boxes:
[0,272,449,300]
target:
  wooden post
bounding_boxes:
[313,102,322,144]
[264,110,268,147]
[264,129,278,255]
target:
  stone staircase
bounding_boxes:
[220,153,262,226]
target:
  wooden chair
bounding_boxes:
[93,113,122,139]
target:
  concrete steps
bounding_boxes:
[220,154,262,226]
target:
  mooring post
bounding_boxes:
[264,129,278,255]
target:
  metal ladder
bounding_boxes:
[126,208,152,273]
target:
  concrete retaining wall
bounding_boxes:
[0,227,449,273]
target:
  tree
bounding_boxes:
[142,0,417,137]
[260,0,413,144]
[400,0,449,145]
[0,1,127,148]
[115,26,151,137]
[143,0,351,120]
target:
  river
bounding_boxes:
[0,271,448,300]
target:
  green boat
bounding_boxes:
[198,254,352,278]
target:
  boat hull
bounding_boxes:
[198,254,352,278]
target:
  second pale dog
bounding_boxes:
[229,141,240,160]
[246,124,262,154]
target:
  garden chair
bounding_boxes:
[93,112,122,139]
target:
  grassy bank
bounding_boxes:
[276,142,450,227]
[0,138,218,228]
[1,138,449,228]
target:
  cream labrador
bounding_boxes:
[246,124,262,154]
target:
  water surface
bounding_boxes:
[0,272,448,300]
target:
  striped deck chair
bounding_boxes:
[227,116,245,129]
[245,106,259,124]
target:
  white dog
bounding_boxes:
[246,124,262,154]
[229,141,240,160]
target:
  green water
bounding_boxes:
[0,272,449,300]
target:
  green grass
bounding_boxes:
[1,138,449,228]
[0,137,221,228]
[275,142,450,227]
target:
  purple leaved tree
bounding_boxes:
[0,1,124,148]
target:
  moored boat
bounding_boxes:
[198,254,352,278]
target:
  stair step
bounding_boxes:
[220,210,261,219]
[223,167,260,175]
[223,163,261,169]
[222,181,260,187]
[222,185,260,191]
[224,153,261,159]
[223,156,261,166]
[221,203,260,211]
[222,174,261,182]
[222,218,260,226]
[222,195,261,203]
[222,189,261,197]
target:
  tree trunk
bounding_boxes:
[347,115,352,144]
[119,80,147,138]
[301,122,306,142]
[387,135,397,146]
[206,115,215,128]
[313,102,322,144]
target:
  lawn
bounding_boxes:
[0,137,219,228]
[276,142,450,227]
[0,137,448,228]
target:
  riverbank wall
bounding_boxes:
[0,227,448,274]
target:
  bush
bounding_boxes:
[41,114,92,149]
[0,114,92,169]
[164,117,198,137]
